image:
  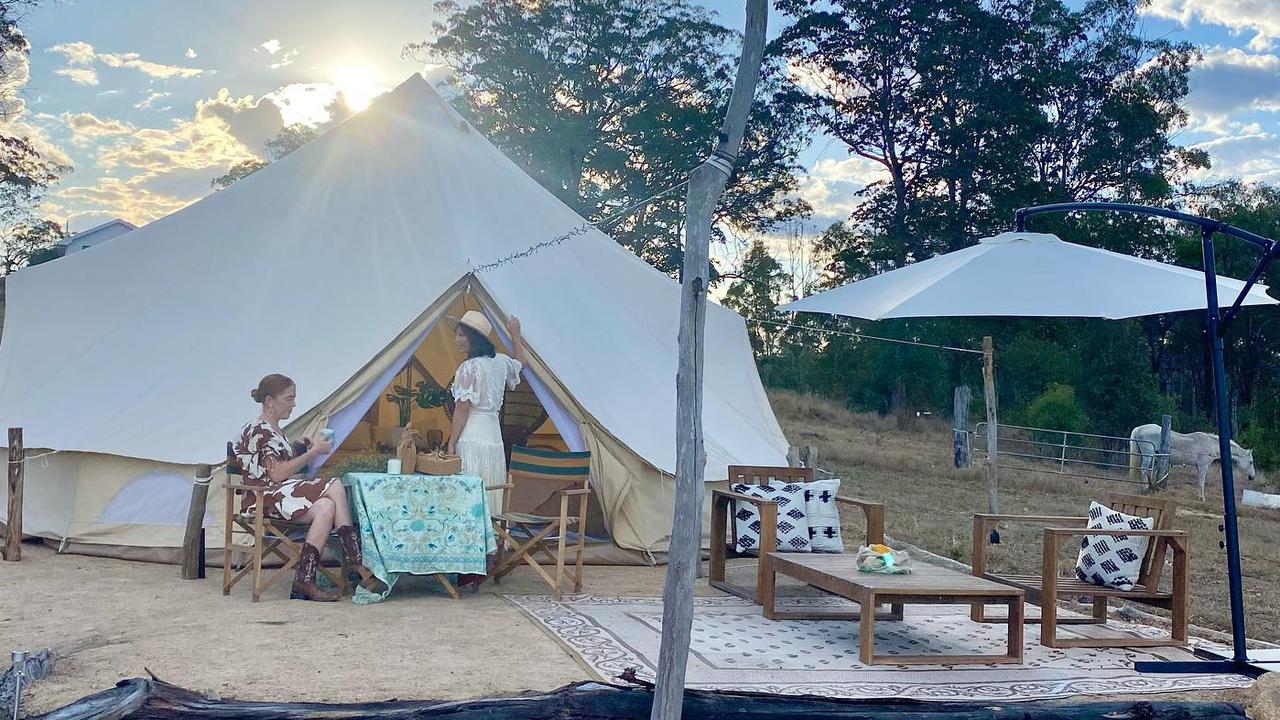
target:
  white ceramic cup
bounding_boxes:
[387,458,402,474]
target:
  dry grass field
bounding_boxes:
[769,389,1280,645]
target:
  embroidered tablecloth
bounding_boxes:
[343,473,496,603]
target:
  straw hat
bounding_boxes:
[454,310,492,337]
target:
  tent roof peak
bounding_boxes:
[980,231,1061,245]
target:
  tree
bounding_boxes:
[2,1,69,276]
[211,124,316,190]
[410,0,810,275]
[776,0,1200,279]
[1,218,63,273]
[722,238,790,355]
[774,0,1044,267]
[1,0,40,120]
[1,134,70,276]
[209,159,268,191]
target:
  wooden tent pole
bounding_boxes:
[651,3,768,719]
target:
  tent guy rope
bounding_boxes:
[747,318,986,355]
[470,175,695,274]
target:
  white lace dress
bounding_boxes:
[451,353,523,515]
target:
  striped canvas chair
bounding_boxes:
[491,446,592,599]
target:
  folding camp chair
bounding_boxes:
[491,446,591,600]
[221,442,349,601]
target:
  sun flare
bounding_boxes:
[329,60,384,112]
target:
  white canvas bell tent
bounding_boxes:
[0,73,789,561]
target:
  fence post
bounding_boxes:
[953,386,971,468]
[802,446,819,471]
[181,463,213,579]
[1059,431,1069,472]
[1156,414,1172,490]
[982,337,999,514]
[4,428,23,562]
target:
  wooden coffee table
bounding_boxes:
[763,552,1024,666]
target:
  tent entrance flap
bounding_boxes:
[317,289,574,465]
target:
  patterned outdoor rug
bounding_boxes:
[504,594,1255,702]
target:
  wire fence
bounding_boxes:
[969,422,1169,487]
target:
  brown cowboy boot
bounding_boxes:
[336,525,388,594]
[290,543,340,602]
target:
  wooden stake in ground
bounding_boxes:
[181,463,214,579]
[4,427,23,562]
[1156,414,1173,491]
[982,336,998,514]
[650,3,768,719]
[953,386,971,468]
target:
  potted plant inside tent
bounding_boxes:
[384,384,416,446]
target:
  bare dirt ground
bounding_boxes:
[2,542,1259,717]
[4,391,1274,714]
[4,542,734,714]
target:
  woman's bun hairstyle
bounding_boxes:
[251,374,294,404]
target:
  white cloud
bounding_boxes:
[422,64,454,87]
[96,89,281,180]
[47,41,95,66]
[97,51,203,79]
[38,76,369,228]
[264,82,351,126]
[1190,131,1280,184]
[46,176,192,227]
[47,41,203,81]
[135,90,171,109]
[185,48,198,59]
[1143,0,1280,51]
[54,67,98,85]
[0,45,74,169]
[270,48,300,70]
[63,112,136,144]
[1,36,32,117]
[795,155,887,226]
[260,38,282,55]
[2,116,74,169]
[1186,47,1280,119]
[193,88,287,150]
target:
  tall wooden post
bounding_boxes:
[953,386,971,468]
[982,337,999,514]
[651,3,767,718]
[4,428,23,562]
[1155,414,1173,490]
[181,463,213,579]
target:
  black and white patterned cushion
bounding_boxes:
[804,479,843,553]
[1074,501,1154,591]
[731,482,811,554]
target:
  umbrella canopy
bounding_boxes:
[780,232,1278,320]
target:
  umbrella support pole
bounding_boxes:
[1018,202,1280,677]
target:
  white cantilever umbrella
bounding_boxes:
[779,232,1277,319]
[780,224,1279,674]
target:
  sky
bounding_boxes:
[3,0,1280,238]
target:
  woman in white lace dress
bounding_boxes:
[448,310,525,590]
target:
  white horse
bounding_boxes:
[1130,424,1257,500]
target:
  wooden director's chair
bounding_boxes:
[491,446,592,600]
[222,442,349,602]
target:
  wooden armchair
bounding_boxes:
[708,465,886,604]
[221,442,349,602]
[972,492,1188,648]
